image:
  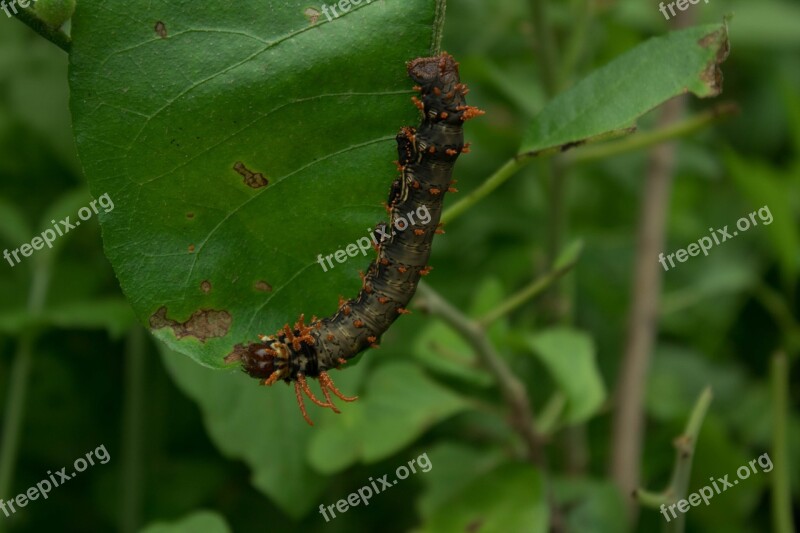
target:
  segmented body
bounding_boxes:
[226,53,482,424]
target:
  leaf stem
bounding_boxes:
[770,352,796,533]
[528,0,560,96]
[0,259,51,525]
[11,6,71,53]
[634,387,713,533]
[478,248,580,327]
[415,282,545,465]
[755,283,800,357]
[568,102,739,165]
[120,326,147,533]
[442,157,532,225]
[443,104,736,227]
[430,0,447,55]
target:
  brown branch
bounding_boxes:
[415,282,545,465]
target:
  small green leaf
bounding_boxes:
[523,328,606,425]
[519,22,729,157]
[553,239,584,271]
[421,462,548,533]
[139,510,231,533]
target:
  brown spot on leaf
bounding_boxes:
[155,21,168,39]
[233,161,269,189]
[188,244,195,252]
[304,8,321,24]
[149,306,231,342]
[697,26,730,97]
[186,212,195,219]
[201,280,212,293]
[254,281,272,292]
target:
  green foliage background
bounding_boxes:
[0,0,798,532]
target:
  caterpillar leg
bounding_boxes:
[295,373,335,426]
[319,371,358,403]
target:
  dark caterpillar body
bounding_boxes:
[226,53,483,424]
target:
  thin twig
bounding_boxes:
[11,6,71,53]
[442,158,530,225]
[478,248,580,327]
[442,104,735,227]
[567,102,739,165]
[770,352,796,533]
[755,284,800,356]
[120,326,147,533]
[528,0,560,96]
[634,387,713,533]
[0,259,51,530]
[415,282,545,465]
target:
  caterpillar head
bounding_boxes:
[238,342,281,380]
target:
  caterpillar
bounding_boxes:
[225,53,483,425]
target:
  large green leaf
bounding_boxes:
[421,462,548,533]
[139,510,230,533]
[70,0,444,368]
[519,22,730,157]
[160,343,366,518]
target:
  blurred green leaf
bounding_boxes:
[552,478,626,533]
[412,278,507,387]
[519,22,729,156]
[70,1,443,368]
[160,344,370,518]
[45,299,136,339]
[139,510,231,533]
[523,327,606,424]
[309,363,470,472]
[362,363,469,462]
[416,442,505,519]
[412,320,492,387]
[0,299,135,337]
[38,188,94,259]
[553,238,584,271]
[421,462,548,533]
[727,1,800,48]
[725,150,800,287]
[0,197,32,246]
